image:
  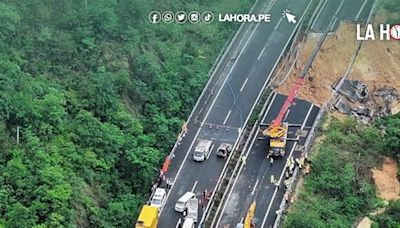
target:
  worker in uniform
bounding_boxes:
[299,157,305,169]
[289,157,295,174]
[241,155,247,165]
[284,177,292,188]
[270,175,276,184]
[285,170,290,178]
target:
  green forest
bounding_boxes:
[284,115,400,227]
[0,0,253,227]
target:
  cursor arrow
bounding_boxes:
[285,12,297,24]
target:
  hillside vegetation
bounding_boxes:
[284,115,400,227]
[0,0,253,227]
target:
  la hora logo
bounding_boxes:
[357,24,400,40]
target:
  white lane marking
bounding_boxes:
[356,0,368,20]
[216,0,314,224]
[251,179,260,196]
[311,0,328,29]
[302,104,314,129]
[159,4,263,214]
[214,127,260,227]
[176,219,182,228]
[261,104,314,227]
[215,0,314,221]
[211,0,315,224]
[330,17,338,31]
[239,217,244,224]
[223,110,232,125]
[274,17,283,30]
[191,181,198,192]
[206,144,215,160]
[159,124,202,214]
[214,93,277,227]
[262,93,277,122]
[257,46,266,60]
[240,78,249,92]
[201,13,263,128]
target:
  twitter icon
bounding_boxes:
[175,11,187,24]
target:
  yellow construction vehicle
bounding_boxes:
[136,205,158,228]
[244,202,256,228]
[263,77,305,157]
[263,123,288,157]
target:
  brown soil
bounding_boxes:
[275,15,400,110]
[357,217,373,228]
[371,157,400,201]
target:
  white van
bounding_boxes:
[175,192,196,212]
[150,188,166,210]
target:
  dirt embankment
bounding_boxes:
[372,157,400,201]
[275,18,400,110]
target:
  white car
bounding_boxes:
[150,188,166,210]
[193,139,213,162]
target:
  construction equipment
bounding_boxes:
[263,77,305,157]
[244,202,256,228]
[136,205,158,228]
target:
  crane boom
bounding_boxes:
[263,76,305,157]
[271,77,305,128]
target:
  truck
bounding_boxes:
[264,122,288,157]
[183,198,198,223]
[136,205,158,228]
[193,139,213,162]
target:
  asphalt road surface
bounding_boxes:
[215,93,320,227]
[311,0,375,32]
[157,0,313,227]
[214,0,376,227]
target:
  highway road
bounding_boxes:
[311,0,375,32]
[214,93,320,227]
[157,0,313,227]
[214,0,376,227]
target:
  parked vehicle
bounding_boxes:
[216,143,233,158]
[175,192,196,212]
[150,188,166,210]
[193,139,213,162]
[182,218,195,228]
[183,198,198,223]
[135,205,158,228]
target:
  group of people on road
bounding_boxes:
[269,154,310,189]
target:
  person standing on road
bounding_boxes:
[241,155,247,165]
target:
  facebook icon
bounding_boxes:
[148,11,161,24]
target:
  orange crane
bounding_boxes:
[263,77,305,157]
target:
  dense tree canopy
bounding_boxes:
[0,0,253,227]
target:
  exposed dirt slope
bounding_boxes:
[371,157,400,201]
[276,20,400,110]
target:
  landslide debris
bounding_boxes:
[275,20,400,119]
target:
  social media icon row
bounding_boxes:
[148,11,214,24]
